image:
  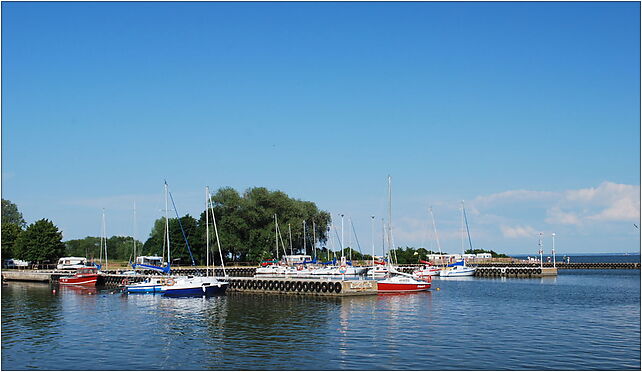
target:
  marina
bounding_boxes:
[2,266,639,370]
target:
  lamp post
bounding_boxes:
[552,233,556,269]
[538,232,543,270]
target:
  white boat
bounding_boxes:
[125,184,174,293]
[439,261,476,277]
[161,275,228,297]
[377,274,431,292]
[440,201,477,277]
[412,262,442,279]
[375,176,431,293]
[366,263,390,279]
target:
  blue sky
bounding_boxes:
[2,2,640,255]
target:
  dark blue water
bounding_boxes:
[2,269,640,370]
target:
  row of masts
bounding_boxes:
[96,177,473,269]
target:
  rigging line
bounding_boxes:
[463,204,474,252]
[168,190,196,266]
[350,219,363,255]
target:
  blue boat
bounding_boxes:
[125,277,171,293]
[161,276,228,297]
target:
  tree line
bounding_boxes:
[1,187,333,265]
[2,191,509,266]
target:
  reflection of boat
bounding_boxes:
[59,284,98,295]
[59,267,100,286]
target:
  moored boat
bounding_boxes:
[412,260,442,279]
[161,276,228,297]
[59,267,100,286]
[439,260,476,277]
[377,273,431,292]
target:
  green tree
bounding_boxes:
[2,199,26,228]
[2,223,22,258]
[14,219,65,262]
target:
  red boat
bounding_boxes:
[377,274,431,293]
[59,267,100,286]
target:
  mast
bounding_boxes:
[312,220,316,260]
[348,216,352,261]
[165,182,170,268]
[429,206,442,255]
[133,201,137,262]
[274,214,279,260]
[461,201,465,257]
[371,215,375,269]
[340,214,345,258]
[209,188,227,277]
[303,220,307,256]
[387,175,393,266]
[101,208,107,269]
[288,223,293,256]
[206,187,210,276]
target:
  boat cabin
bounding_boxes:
[134,256,165,266]
[77,267,98,275]
[283,255,312,264]
[57,257,87,270]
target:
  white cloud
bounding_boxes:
[545,206,582,225]
[474,189,559,206]
[500,225,538,238]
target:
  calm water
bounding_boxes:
[2,269,640,370]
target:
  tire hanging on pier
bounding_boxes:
[321,282,328,293]
[334,282,342,294]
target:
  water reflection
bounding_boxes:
[2,271,639,371]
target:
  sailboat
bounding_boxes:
[125,183,174,293]
[377,176,431,292]
[440,201,476,277]
[412,207,443,280]
[161,186,229,297]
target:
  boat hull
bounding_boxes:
[377,282,431,292]
[126,285,165,293]
[440,268,476,277]
[162,283,228,297]
[59,275,99,286]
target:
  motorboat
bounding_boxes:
[161,276,228,297]
[59,267,100,286]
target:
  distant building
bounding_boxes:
[476,253,492,259]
